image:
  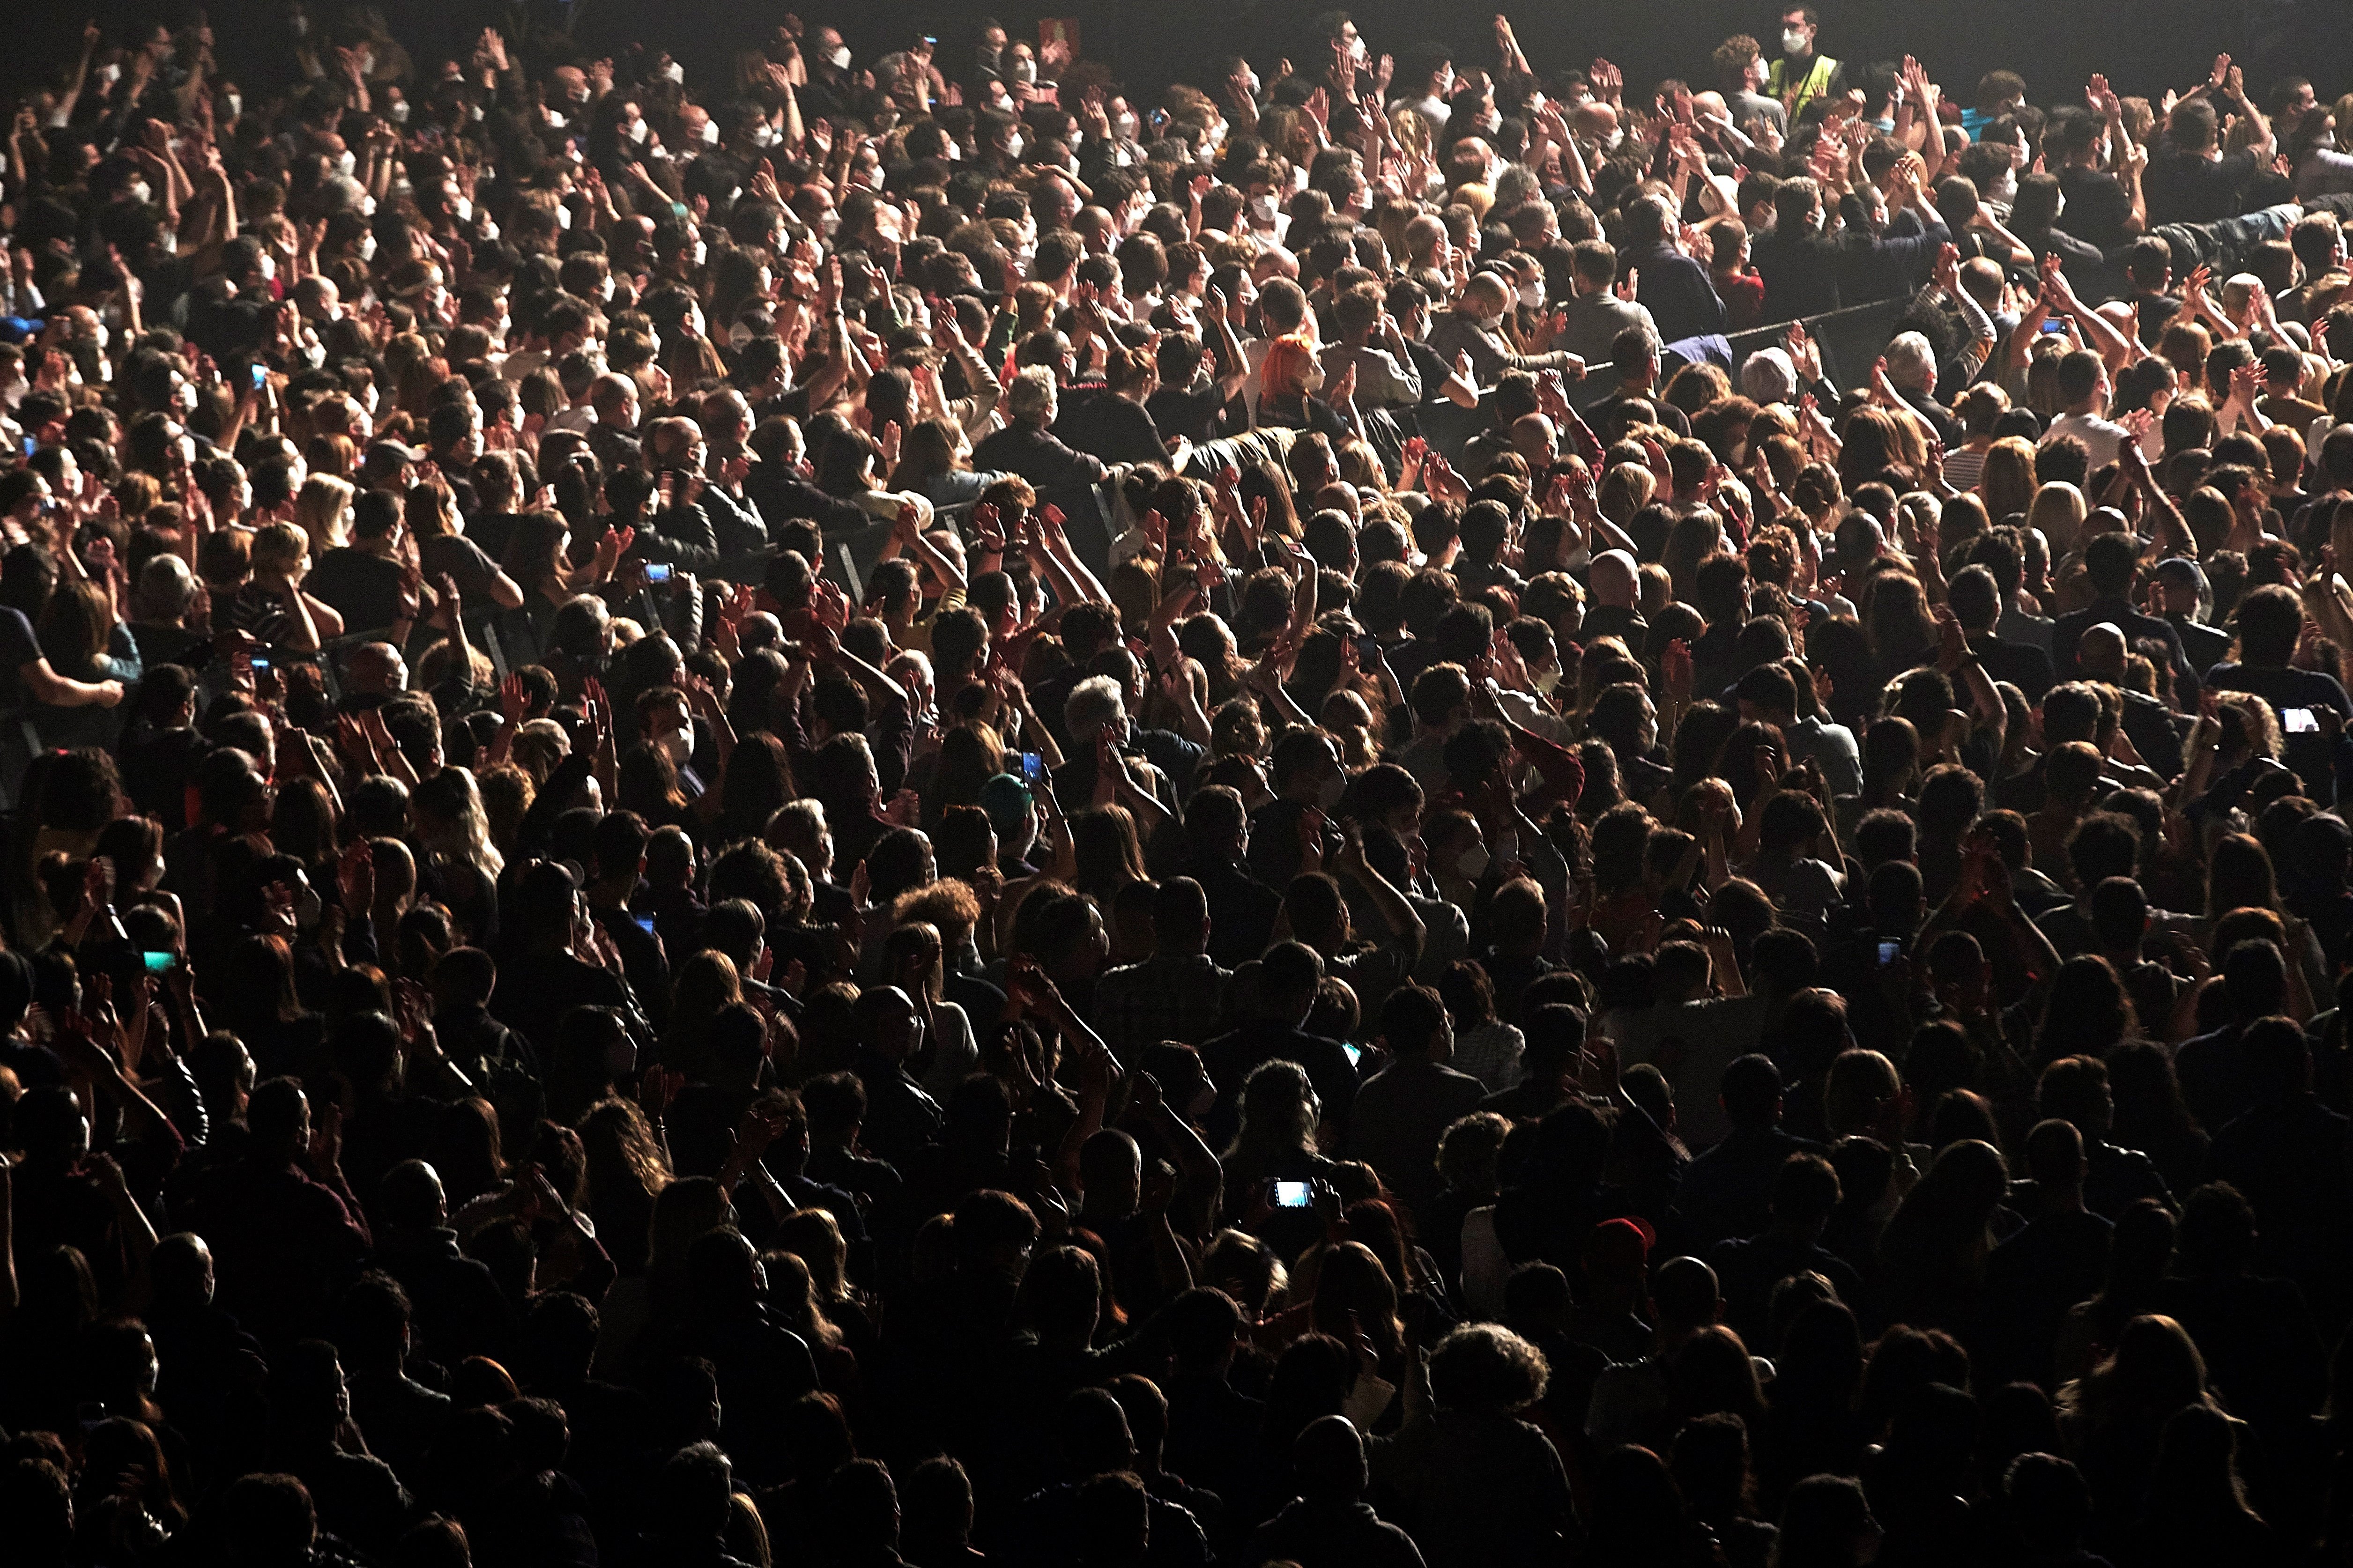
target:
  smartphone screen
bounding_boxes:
[644,562,673,583]
[251,362,269,389]
[250,656,271,673]
[1273,1180,1313,1208]
[632,913,657,936]
[1876,939,1901,967]
[1020,751,1044,784]
[2286,706,2321,734]
[1343,1042,1363,1067]
[142,950,177,973]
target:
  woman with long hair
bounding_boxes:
[218,933,325,1079]
[410,767,503,945]
[618,741,695,830]
[921,724,1005,832]
[2060,1312,2219,1543]
[2104,1041,2212,1197]
[1875,1137,2010,1332]
[1583,1442,1724,1568]
[1221,1060,1339,1245]
[717,732,797,843]
[2134,1403,2277,1568]
[2025,954,2136,1066]
[1978,436,2039,523]
[292,473,356,559]
[578,1096,671,1276]
[1069,805,1148,909]
[663,950,744,1084]
[1861,572,1939,680]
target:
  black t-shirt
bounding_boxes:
[1146,384,1228,444]
[420,533,505,603]
[308,548,411,636]
[2056,166,2135,251]
[2145,146,2259,226]
[1054,388,1169,465]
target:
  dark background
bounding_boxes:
[9,0,2353,129]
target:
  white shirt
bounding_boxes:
[2043,409,2131,467]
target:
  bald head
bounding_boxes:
[1592,549,1640,608]
[1511,413,1559,467]
[2078,621,2126,680]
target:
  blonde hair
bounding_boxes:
[2028,481,2090,558]
[251,520,312,576]
[292,474,356,555]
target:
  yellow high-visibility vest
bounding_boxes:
[1767,53,1841,117]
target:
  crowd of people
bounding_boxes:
[10,4,2353,1568]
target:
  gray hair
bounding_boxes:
[1065,674,1127,742]
[1884,330,1937,392]
[1007,365,1059,422]
[1740,346,1797,404]
[133,552,197,622]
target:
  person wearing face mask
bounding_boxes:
[1426,273,1586,387]
[1765,4,1842,118]
[186,236,283,363]
[636,684,716,801]
[1712,34,1789,138]
[2009,171,2106,284]
[1748,176,1846,321]
[797,27,857,123]
[1247,729,1350,891]
[1392,45,1455,131]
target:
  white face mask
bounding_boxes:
[1782,28,1808,53]
[827,45,851,70]
[626,118,649,145]
[1009,56,1035,84]
[1250,193,1277,222]
[0,376,25,408]
[661,60,686,84]
[692,239,708,267]
[546,109,569,129]
[359,232,378,261]
[127,179,152,205]
[1989,169,2017,204]
[556,204,572,230]
[99,61,121,83]
[658,722,695,764]
[388,98,408,123]
[1457,842,1491,880]
[453,195,473,223]
[336,149,357,176]
[1517,281,1542,310]
[225,92,242,118]
[257,254,277,283]
[701,120,720,146]
[1004,134,1024,160]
